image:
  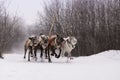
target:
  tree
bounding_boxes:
[0,1,26,58]
[37,0,120,56]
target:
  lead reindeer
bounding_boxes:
[57,36,77,62]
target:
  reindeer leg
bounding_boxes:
[56,48,61,58]
[45,48,48,59]
[51,46,55,56]
[66,52,71,62]
[28,50,31,61]
[28,46,32,61]
[40,47,43,58]
[31,48,33,57]
[67,53,69,62]
[31,49,33,57]
[34,47,37,61]
[69,53,73,60]
[53,49,58,58]
[48,46,51,63]
[40,47,44,62]
[24,47,27,59]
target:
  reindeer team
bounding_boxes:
[24,33,77,63]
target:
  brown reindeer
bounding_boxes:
[33,34,49,61]
[24,36,36,61]
[47,35,64,62]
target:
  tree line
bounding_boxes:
[36,0,120,56]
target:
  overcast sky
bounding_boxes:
[4,0,47,25]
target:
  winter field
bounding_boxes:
[0,50,120,80]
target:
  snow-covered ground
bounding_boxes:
[0,50,120,80]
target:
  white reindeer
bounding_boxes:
[61,36,77,62]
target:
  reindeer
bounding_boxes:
[33,34,49,61]
[47,35,64,62]
[58,36,77,62]
[24,36,36,61]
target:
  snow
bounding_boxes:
[0,50,120,80]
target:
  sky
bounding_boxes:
[4,0,47,25]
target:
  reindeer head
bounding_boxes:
[65,36,77,47]
[70,37,77,45]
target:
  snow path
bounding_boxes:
[0,50,120,80]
